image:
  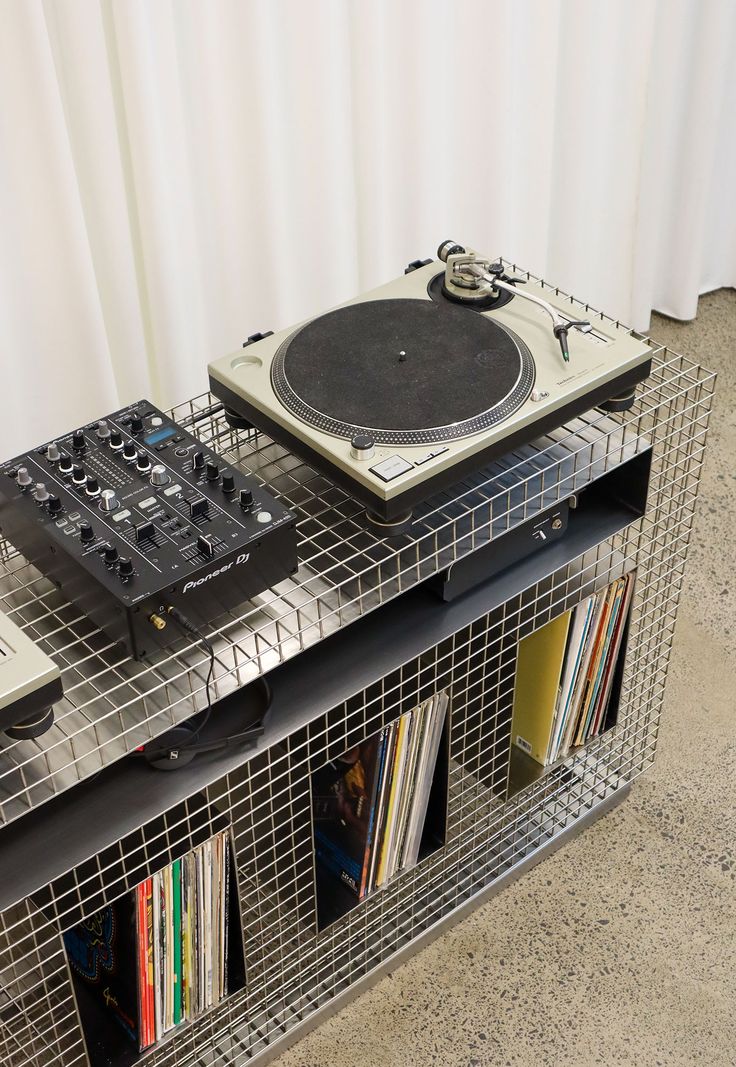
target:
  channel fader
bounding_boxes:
[0,401,297,658]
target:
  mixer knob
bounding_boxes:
[123,441,137,461]
[33,482,50,503]
[79,521,95,544]
[130,415,144,435]
[150,464,169,487]
[58,453,73,474]
[72,465,87,485]
[118,556,134,578]
[72,429,86,451]
[239,489,253,512]
[103,545,119,565]
[16,467,33,489]
[46,441,61,462]
[136,451,151,473]
[85,477,100,497]
[192,450,205,471]
[47,494,62,516]
[221,472,235,494]
[100,489,119,512]
[109,430,123,449]
[96,420,111,440]
[206,461,219,482]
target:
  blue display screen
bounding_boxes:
[144,426,177,446]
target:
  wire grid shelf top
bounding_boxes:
[0,305,714,831]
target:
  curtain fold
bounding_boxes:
[0,0,733,456]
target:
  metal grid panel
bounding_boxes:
[0,398,655,828]
[0,272,715,1066]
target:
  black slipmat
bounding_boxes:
[271,299,534,444]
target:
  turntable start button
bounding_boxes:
[369,455,414,482]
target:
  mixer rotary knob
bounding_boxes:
[192,451,205,471]
[72,465,87,485]
[136,451,151,473]
[58,454,73,474]
[85,477,100,497]
[206,461,219,482]
[130,415,144,435]
[118,557,134,578]
[239,488,253,512]
[110,430,123,449]
[72,430,86,451]
[16,467,33,489]
[104,545,119,565]
[123,441,137,461]
[100,489,119,512]
[46,441,61,462]
[150,464,169,487]
[221,472,235,494]
[79,521,95,544]
[47,494,62,516]
[33,482,50,503]
[96,420,111,440]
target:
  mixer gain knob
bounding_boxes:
[150,464,169,487]
[72,430,86,451]
[100,489,119,512]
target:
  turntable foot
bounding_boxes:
[223,405,255,431]
[5,706,55,741]
[598,388,637,413]
[365,511,413,537]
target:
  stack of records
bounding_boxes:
[512,572,635,766]
[63,829,232,1054]
[313,692,448,901]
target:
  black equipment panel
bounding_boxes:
[0,401,297,658]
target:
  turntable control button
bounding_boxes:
[369,455,414,482]
[350,433,375,461]
[414,446,449,466]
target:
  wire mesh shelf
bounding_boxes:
[1,337,710,829]
[0,263,716,1067]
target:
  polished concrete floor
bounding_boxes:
[274,290,736,1067]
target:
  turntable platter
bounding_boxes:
[271,299,535,445]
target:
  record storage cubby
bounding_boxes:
[0,273,715,1067]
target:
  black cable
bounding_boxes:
[164,606,216,744]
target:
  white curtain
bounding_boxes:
[0,0,734,457]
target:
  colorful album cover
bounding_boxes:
[63,894,139,1048]
[312,732,383,897]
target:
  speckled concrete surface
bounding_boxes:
[272,291,736,1067]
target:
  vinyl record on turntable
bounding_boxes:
[270,299,535,445]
